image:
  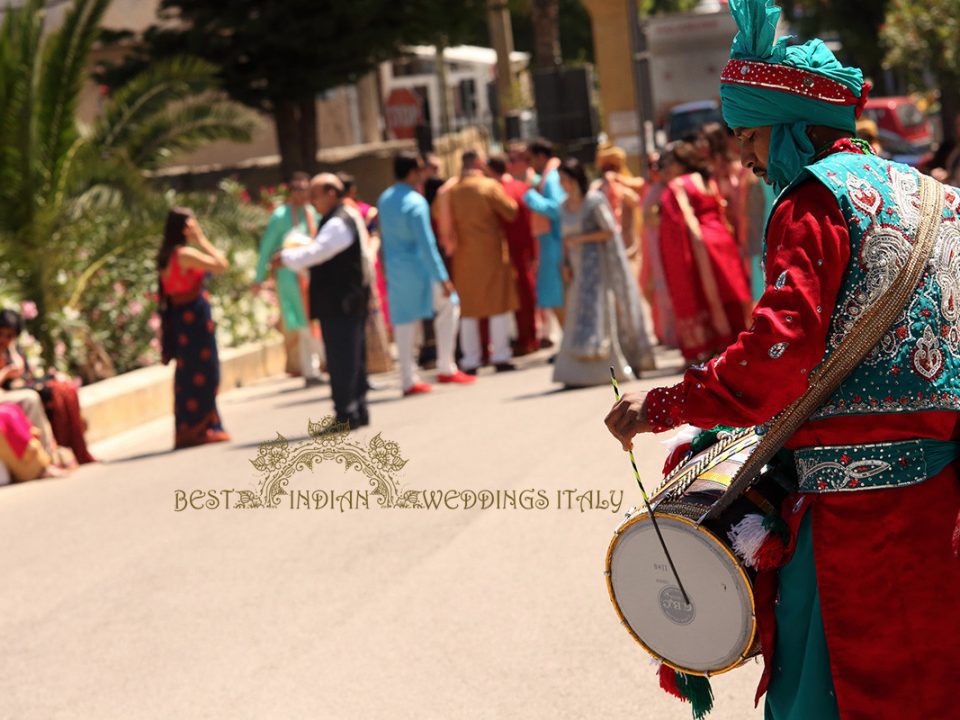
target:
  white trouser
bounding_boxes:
[394,283,460,391]
[299,326,324,379]
[459,312,512,370]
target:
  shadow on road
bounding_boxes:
[223,384,319,404]
[272,394,401,410]
[228,434,311,450]
[508,386,585,401]
[98,448,176,464]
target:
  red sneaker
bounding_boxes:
[403,382,433,396]
[437,371,477,385]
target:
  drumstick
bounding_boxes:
[610,367,691,607]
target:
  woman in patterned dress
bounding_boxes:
[157,208,231,449]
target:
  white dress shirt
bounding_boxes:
[281,215,354,271]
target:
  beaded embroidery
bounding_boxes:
[795,440,928,492]
[768,342,788,359]
[721,60,860,106]
[776,152,960,419]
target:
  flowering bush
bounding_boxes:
[258,183,290,212]
[3,179,283,384]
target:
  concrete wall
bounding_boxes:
[149,139,415,203]
[149,126,491,205]
[79,338,286,444]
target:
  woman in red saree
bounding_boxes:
[658,139,752,363]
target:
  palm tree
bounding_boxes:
[0,0,257,363]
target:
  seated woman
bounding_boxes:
[0,309,94,465]
[157,207,231,449]
[0,385,57,458]
[0,402,51,483]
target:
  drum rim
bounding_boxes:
[604,510,758,677]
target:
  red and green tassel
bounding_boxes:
[657,665,714,719]
[728,511,791,571]
[658,663,684,699]
[754,512,789,571]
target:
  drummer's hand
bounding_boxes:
[605,391,653,451]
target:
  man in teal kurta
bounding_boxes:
[254,173,322,383]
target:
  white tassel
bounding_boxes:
[659,424,701,454]
[727,513,770,569]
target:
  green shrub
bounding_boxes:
[5,179,282,385]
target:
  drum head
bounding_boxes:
[608,513,755,674]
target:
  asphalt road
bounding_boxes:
[0,348,763,720]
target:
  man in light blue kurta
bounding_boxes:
[377,152,475,396]
[523,139,567,332]
[253,173,322,382]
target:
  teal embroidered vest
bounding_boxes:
[774,151,960,421]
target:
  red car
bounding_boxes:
[861,96,933,150]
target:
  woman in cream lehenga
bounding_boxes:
[553,158,655,388]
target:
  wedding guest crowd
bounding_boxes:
[2,120,790,483]
[242,124,780,419]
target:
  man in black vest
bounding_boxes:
[278,173,369,428]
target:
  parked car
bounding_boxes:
[861,97,933,151]
[876,128,930,167]
[666,100,724,142]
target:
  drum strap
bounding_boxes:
[704,173,945,520]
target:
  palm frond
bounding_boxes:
[93,55,235,154]
[36,0,112,196]
[68,147,150,206]
[0,0,44,234]
[124,96,258,169]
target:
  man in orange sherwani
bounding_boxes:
[448,149,519,373]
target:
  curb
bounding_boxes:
[78,337,286,444]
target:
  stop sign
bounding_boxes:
[385,88,423,140]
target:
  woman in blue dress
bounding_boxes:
[157,208,231,449]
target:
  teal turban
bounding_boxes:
[719,0,869,192]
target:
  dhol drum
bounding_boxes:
[605,428,787,676]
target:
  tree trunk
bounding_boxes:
[274,98,319,180]
[25,266,55,369]
[939,74,960,144]
[274,99,304,182]
[530,0,561,70]
[298,97,318,174]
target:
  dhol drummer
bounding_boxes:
[605,0,960,718]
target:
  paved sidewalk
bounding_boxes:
[0,350,763,719]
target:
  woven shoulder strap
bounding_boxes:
[705,173,945,519]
